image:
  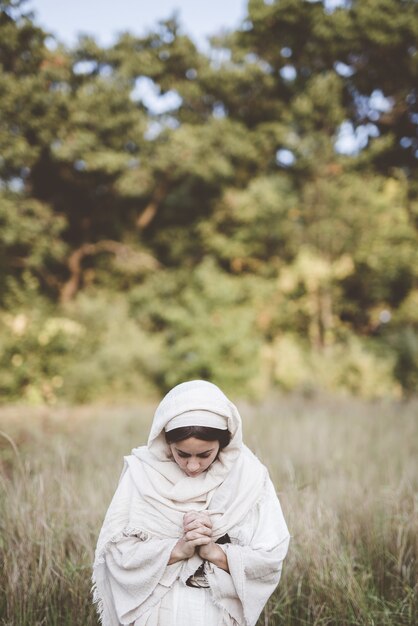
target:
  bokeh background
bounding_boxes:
[0,0,417,624]
[1,0,418,402]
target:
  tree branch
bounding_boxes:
[60,240,159,303]
[136,182,168,230]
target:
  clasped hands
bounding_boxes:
[176,510,214,561]
[168,510,228,571]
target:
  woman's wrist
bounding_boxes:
[198,542,229,572]
[168,538,193,564]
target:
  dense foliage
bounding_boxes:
[1,0,418,402]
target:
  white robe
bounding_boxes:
[103,478,289,626]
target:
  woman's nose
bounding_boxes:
[187,458,199,471]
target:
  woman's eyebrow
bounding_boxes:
[175,447,215,456]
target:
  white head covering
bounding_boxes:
[164,409,228,432]
[143,380,241,465]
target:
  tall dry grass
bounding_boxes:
[0,394,417,625]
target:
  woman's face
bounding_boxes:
[169,437,220,477]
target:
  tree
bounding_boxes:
[1,0,418,398]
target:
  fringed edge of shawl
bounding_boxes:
[92,526,152,626]
[91,578,106,626]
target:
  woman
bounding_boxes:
[92,380,290,626]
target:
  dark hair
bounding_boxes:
[165,426,231,450]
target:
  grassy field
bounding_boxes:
[0,393,417,625]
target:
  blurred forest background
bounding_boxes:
[1,0,418,404]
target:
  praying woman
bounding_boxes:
[92,380,290,626]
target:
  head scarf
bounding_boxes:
[164,409,228,432]
[94,380,267,560]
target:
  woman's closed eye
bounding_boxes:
[176,450,213,459]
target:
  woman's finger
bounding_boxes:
[183,519,201,531]
[183,511,199,525]
[184,519,212,532]
[184,529,211,542]
[183,512,212,529]
[184,523,212,536]
[188,536,212,547]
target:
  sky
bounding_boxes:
[27,0,248,50]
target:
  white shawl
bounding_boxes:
[92,380,289,626]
